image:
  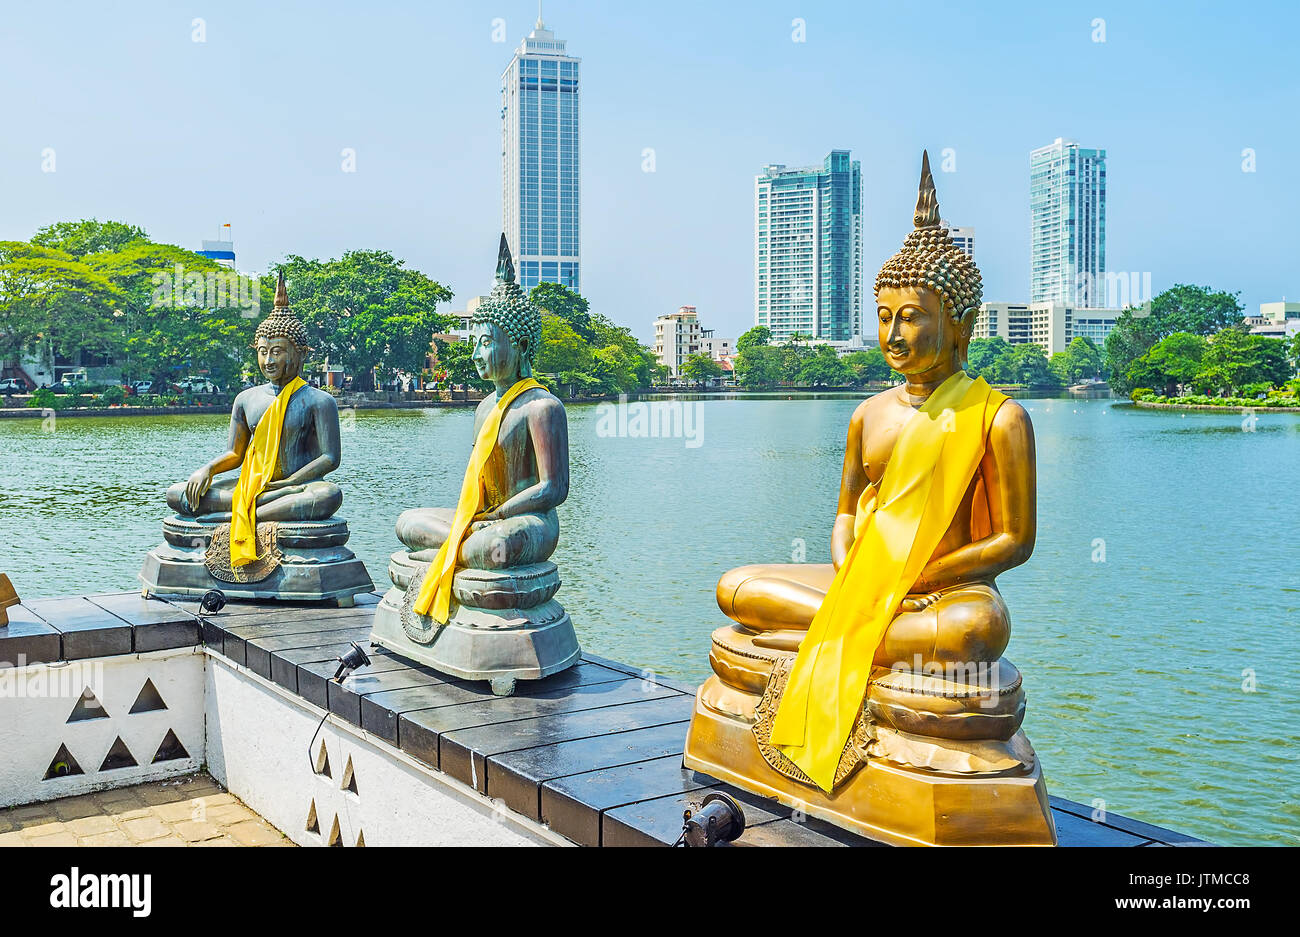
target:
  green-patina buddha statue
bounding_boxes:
[370,236,579,694]
[139,272,372,604]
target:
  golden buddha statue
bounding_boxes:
[683,152,1056,846]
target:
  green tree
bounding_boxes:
[736,325,772,351]
[276,251,453,390]
[1192,329,1291,396]
[798,344,852,386]
[31,219,148,257]
[537,315,592,376]
[1003,343,1059,387]
[1124,332,1206,396]
[588,312,656,390]
[433,338,490,391]
[966,337,1012,383]
[1057,336,1104,383]
[529,282,593,342]
[682,352,723,387]
[0,241,124,369]
[88,240,263,388]
[591,344,638,394]
[843,348,892,385]
[735,345,783,389]
[1105,285,1244,393]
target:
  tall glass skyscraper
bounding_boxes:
[501,17,580,293]
[1030,138,1106,306]
[754,151,862,342]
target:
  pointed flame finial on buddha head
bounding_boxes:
[875,150,984,361]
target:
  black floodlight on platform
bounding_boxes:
[199,589,227,614]
[676,792,746,847]
[333,641,371,683]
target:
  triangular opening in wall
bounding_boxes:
[341,756,357,795]
[129,678,168,714]
[67,688,108,722]
[314,740,331,778]
[151,729,189,763]
[99,736,138,771]
[43,743,85,780]
[326,816,343,847]
[305,800,319,835]
[355,830,365,847]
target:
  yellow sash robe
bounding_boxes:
[413,378,543,624]
[770,371,1008,791]
[229,377,306,568]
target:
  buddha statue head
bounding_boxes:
[253,271,311,386]
[874,151,983,379]
[470,235,543,385]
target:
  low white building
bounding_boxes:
[1248,301,1300,342]
[654,306,706,377]
[975,302,1125,355]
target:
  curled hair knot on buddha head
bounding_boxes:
[254,270,312,353]
[471,235,543,377]
[874,151,983,331]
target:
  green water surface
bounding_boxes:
[0,396,1295,845]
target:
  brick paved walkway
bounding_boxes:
[0,774,292,847]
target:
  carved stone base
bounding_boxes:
[682,623,1056,846]
[369,550,580,692]
[138,516,373,604]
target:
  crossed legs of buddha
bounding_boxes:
[166,477,343,522]
[395,506,559,568]
[715,562,1010,670]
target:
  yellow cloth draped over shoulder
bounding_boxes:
[413,378,543,624]
[230,377,306,568]
[770,371,1008,791]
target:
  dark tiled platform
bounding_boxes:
[4,592,201,663]
[21,594,1211,847]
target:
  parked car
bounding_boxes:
[176,377,221,394]
[0,378,28,394]
[131,380,154,395]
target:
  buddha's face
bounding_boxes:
[257,336,302,385]
[875,285,965,378]
[471,321,524,383]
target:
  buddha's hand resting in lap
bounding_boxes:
[185,466,213,512]
[263,479,305,495]
[470,511,501,532]
[898,591,944,613]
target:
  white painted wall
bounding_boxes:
[204,655,567,847]
[0,649,206,808]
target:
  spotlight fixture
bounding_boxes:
[333,642,371,683]
[199,589,227,614]
[676,792,746,847]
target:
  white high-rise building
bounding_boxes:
[941,220,974,261]
[1030,138,1106,306]
[501,17,580,292]
[755,150,862,342]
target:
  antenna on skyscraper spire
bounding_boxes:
[537,0,544,29]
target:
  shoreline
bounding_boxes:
[1133,400,1300,414]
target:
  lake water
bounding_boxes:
[1,395,1296,845]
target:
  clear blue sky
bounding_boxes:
[2,0,1297,343]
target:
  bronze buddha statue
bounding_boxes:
[683,152,1056,845]
[370,236,579,694]
[139,272,372,604]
